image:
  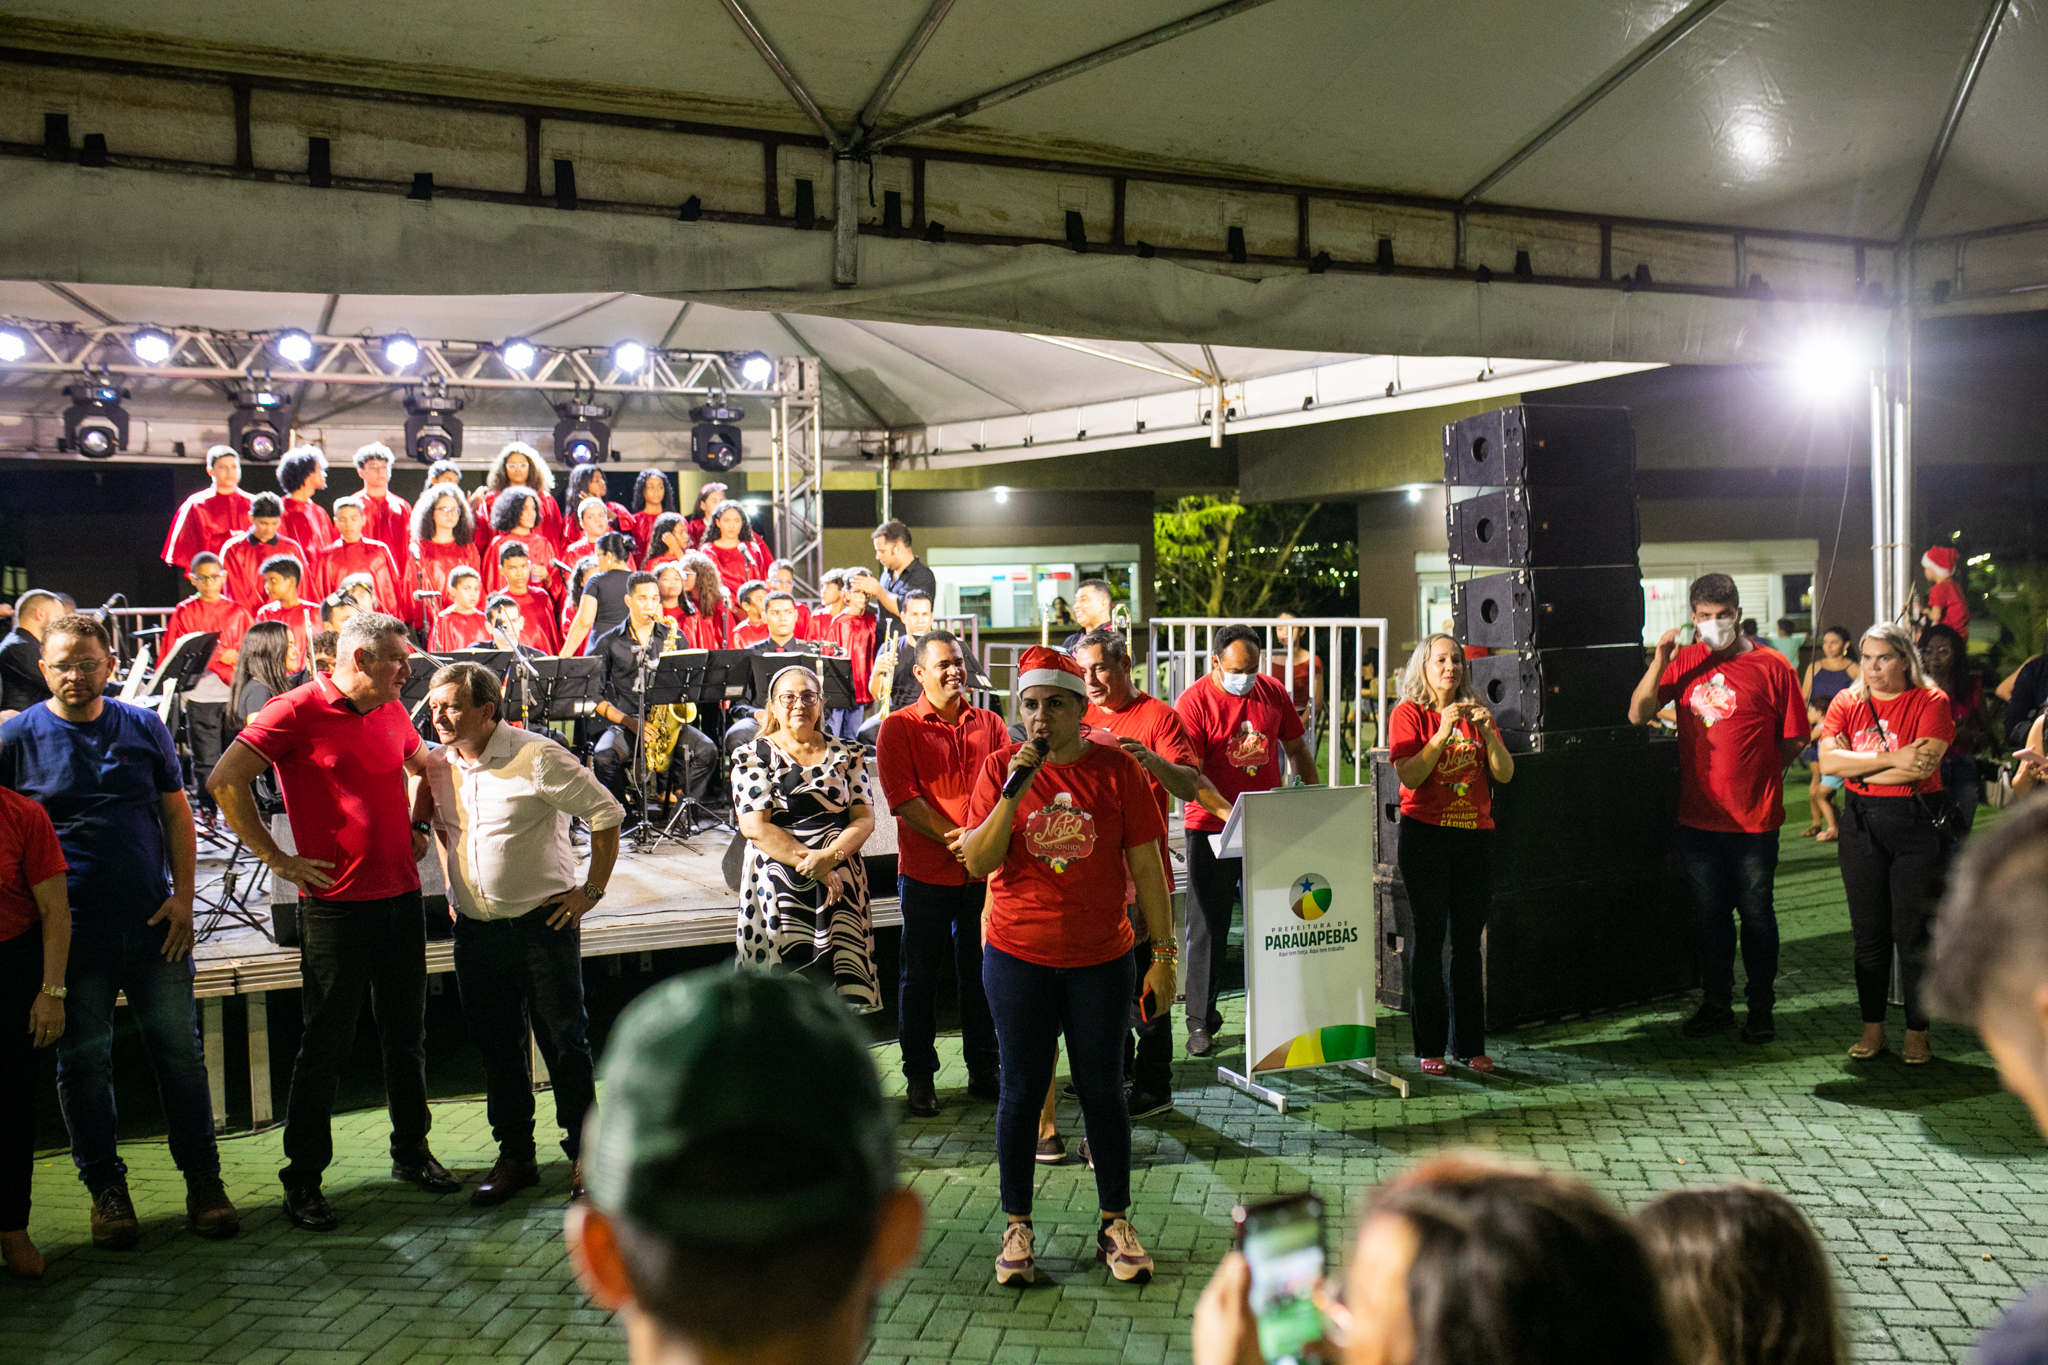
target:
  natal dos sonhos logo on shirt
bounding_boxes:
[1023,792,1096,873]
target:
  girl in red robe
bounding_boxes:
[408,485,482,633]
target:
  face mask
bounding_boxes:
[1216,671,1256,697]
[1697,618,1738,650]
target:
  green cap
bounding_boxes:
[583,969,896,1242]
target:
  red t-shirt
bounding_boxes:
[1388,700,1494,830]
[255,599,321,673]
[969,742,1167,969]
[1820,687,1956,798]
[1174,672,1306,833]
[162,487,252,569]
[165,593,254,687]
[0,785,67,942]
[1929,578,1969,640]
[235,674,424,902]
[1084,692,1196,822]
[878,697,1012,886]
[1658,641,1808,833]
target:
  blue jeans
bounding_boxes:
[452,908,596,1161]
[982,944,1133,1217]
[57,920,219,1190]
[825,708,864,741]
[1679,826,1781,1014]
[897,876,999,1084]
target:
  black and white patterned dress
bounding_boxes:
[731,735,878,1009]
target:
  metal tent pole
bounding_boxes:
[1870,359,1894,623]
[1892,310,1916,622]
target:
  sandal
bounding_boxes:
[1418,1057,1448,1076]
[1847,1033,1886,1060]
[1457,1055,1496,1075]
[1903,1031,1932,1066]
[1815,828,1839,843]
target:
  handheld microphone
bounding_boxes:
[1000,740,1045,800]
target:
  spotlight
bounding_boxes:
[384,334,420,369]
[993,485,1010,504]
[61,380,130,459]
[501,338,537,372]
[0,327,27,363]
[690,400,745,473]
[553,400,614,464]
[273,329,314,365]
[612,340,648,375]
[1789,334,1866,396]
[131,328,173,365]
[737,351,774,387]
[1406,486,1424,504]
[229,389,288,464]
[402,388,465,464]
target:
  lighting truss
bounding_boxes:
[0,321,780,397]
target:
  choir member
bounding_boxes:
[485,590,555,656]
[165,552,254,807]
[309,495,402,612]
[484,487,558,596]
[656,563,688,627]
[161,446,253,569]
[408,485,482,633]
[684,481,727,549]
[428,568,492,654]
[352,443,414,581]
[219,494,309,610]
[643,513,689,571]
[704,502,771,597]
[732,581,772,648]
[426,459,464,488]
[560,496,635,572]
[476,442,562,551]
[767,559,812,637]
[825,582,878,741]
[627,469,672,559]
[676,550,733,651]
[276,446,334,563]
[493,543,561,653]
[253,554,319,671]
[565,464,631,540]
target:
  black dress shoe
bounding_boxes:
[392,1149,463,1194]
[469,1155,540,1208]
[282,1186,338,1232]
[966,1071,1001,1102]
[1740,1012,1776,1045]
[907,1078,940,1118]
[1186,1030,1213,1057]
[1681,1004,1737,1038]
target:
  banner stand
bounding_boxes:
[1212,787,1408,1114]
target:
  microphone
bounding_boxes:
[412,588,443,602]
[99,592,127,613]
[1001,740,1045,800]
[551,559,576,576]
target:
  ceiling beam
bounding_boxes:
[840,320,1030,413]
[524,293,630,340]
[1139,342,1209,381]
[657,301,694,348]
[1021,334,1205,383]
[770,312,893,429]
[1899,0,2011,244]
[42,281,117,324]
[716,0,845,151]
[1460,0,1732,204]
[853,0,958,147]
[315,293,340,334]
[1199,343,1226,384]
[870,0,1287,152]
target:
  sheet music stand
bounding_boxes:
[505,656,605,723]
[746,653,857,712]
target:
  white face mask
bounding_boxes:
[1216,670,1256,697]
[1697,617,1738,651]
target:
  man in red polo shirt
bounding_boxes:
[876,628,1009,1118]
[309,496,402,613]
[1174,624,1318,1057]
[1629,572,1807,1044]
[161,446,254,570]
[207,611,461,1232]
[165,553,253,813]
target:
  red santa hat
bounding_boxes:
[1922,546,1960,578]
[1017,645,1087,695]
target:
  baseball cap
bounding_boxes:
[583,969,896,1242]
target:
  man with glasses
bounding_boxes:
[209,611,460,1230]
[165,552,254,816]
[0,613,237,1249]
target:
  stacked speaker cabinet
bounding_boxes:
[1371,403,1695,1030]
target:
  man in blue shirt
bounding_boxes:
[0,612,238,1248]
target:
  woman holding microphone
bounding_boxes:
[1389,634,1514,1076]
[1817,622,1954,1064]
[963,647,1177,1289]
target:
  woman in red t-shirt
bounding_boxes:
[1818,622,1956,1065]
[1388,634,1515,1076]
[962,648,1175,1289]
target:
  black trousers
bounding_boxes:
[1840,795,1949,1031]
[1124,908,1172,1094]
[281,891,431,1191]
[451,909,595,1162]
[895,876,999,1084]
[1396,817,1491,1059]
[592,722,714,807]
[186,701,227,807]
[0,926,40,1230]
[1183,832,1241,1036]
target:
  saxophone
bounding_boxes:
[644,700,697,773]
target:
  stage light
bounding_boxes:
[501,338,537,371]
[737,351,774,386]
[612,340,648,375]
[1406,486,1424,504]
[553,400,614,464]
[993,485,1010,504]
[384,334,420,369]
[0,327,26,363]
[62,380,130,458]
[403,389,465,464]
[229,390,288,464]
[1789,334,1866,396]
[131,328,173,365]
[690,400,745,473]
[273,329,315,365]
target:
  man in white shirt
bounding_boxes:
[414,661,623,1207]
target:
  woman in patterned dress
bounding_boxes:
[731,665,879,1009]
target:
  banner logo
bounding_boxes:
[1289,873,1332,921]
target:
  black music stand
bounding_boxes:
[746,653,857,712]
[505,656,604,724]
[630,650,703,851]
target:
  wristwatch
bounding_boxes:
[582,884,607,904]
[411,820,432,836]
[39,982,66,1000]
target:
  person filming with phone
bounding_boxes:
[961,646,1176,1289]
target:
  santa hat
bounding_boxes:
[1017,645,1087,695]
[1923,546,1960,578]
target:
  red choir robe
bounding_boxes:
[560,535,637,571]
[484,528,561,598]
[408,539,483,630]
[733,619,771,649]
[164,594,254,687]
[279,496,334,570]
[500,585,561,653]
[162,487,253,569]
[429,605,493,654]
[254,598,321,672]
[705,540,771,597]
[826,609,878,705]
[359,490,414,578]
[679,602,734,651]
[310,537,402,613]
[219,531,310,612]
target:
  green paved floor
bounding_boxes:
[8,784,2046,1364]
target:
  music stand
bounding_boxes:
[506,656,605,723]
[746,653,857,712]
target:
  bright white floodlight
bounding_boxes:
[613,340,649,374]
[274,329,315,365]
[1789,334,1866,396]
[0,328,25,363]
[501,338,537,371]
[739,352,774,386]
[131,328,173,365]
[383,334,421,368]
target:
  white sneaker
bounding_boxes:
[995,1221,1036,1286]
[1096,1217,1153,1283]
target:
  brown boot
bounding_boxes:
[469,1154,540,1208]
[90,1183,140,1250]
[568,1159,585,1203]
[186,1173,241,1240]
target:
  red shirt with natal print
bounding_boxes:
[1658,640,1808,833]
[1820,686,1955,798]
[1387,700,1494,830]
[969,742,1167,969]
[1174,672,1305,833]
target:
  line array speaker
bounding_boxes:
[1447,484,1640,569]
[1443,403,1636,487]
[1453,566,1646,650]
[1467,646,1645,738]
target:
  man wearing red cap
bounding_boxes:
[1923,546,1969,641]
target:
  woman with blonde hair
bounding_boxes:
[1634,1183,1845,1365]
[1816,621,1955,1063]
[1389,634,1514,1074]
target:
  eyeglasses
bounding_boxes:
[46,658,107,677]
[776,690,822,707]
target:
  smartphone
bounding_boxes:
[1234,1192,1327,1365]
[1137,985,1160,1024]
